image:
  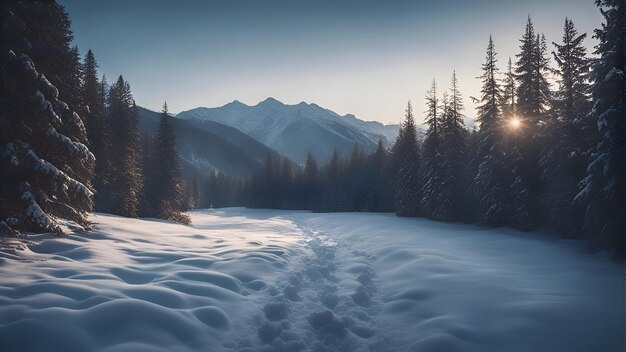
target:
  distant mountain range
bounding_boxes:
[177,98,400,164]
[137,107,281,176]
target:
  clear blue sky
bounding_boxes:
[59,0,602,124]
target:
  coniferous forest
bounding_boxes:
[1,0,624,258]
[1,1,188,233]
[220,6,625,258]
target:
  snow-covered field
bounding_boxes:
[0,208,622,352]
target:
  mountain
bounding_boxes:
[137,107,281,176]
[177,98,399,164]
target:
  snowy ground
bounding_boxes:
[0,208,622,352]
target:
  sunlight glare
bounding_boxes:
[510,117,521,129]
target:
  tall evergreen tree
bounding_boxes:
[392,101,421,216]
[370,139,393,212]
[540,18,592,234]
[420,81,447,220]
[516,17,551,129]
[1,1,94,234]
[82,50,113,212]
[152,103,188,223]
[501,57,516,119]
[139,132,158,217]
[576,0,624,256]
[301,152,320,209]
[439,70,467,220]
[470,36,509,226]
[509,16,551,230]
[424,79,440,136]
[108,76,143,217]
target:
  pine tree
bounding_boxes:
[392,101,421,216]
[321,149,345,211]
[540,18,592,235]
[576,0,624,256]
[439,70,467,220]
[82,50,113,212]
[424,79,440,136]
[501,57,516,119]
[139,132,157,217]
[516,17,551,129]
[370,139,393,212]
[469,36,509,226]
[510,16,551,230]
[152,103,188,223]
[420,81,447,220]
[1,1,94,234]
[301,152,319,210]
[108,76,143,217]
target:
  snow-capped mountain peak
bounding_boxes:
[177,98,399,164]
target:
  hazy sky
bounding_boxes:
[59,0,602,125]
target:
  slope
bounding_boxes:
[177,98,400,164]
[137,107,282,176]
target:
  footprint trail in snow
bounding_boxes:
[224,226,393,352]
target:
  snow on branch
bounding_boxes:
[19,142,94,199]
[46,127,95,162]
[20,184,56,232]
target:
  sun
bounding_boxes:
[509,117,521,129]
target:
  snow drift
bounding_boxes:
[0,209,622,352]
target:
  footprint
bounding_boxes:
[263,302,289,321]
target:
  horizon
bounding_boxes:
[59,0,601,125]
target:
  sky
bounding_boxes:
[59,0,603,125]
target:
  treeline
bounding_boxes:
[244,144,393,212]
[218,4,624,257]
[1,1,188,234]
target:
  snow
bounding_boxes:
[176,98,399,162]
[0,209,622,352]
[20,142,94,199]
[39,74,59,99]
[19,188,53,230]
[46,127,95,162]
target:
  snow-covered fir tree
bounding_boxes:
[576,0,624,256]
[1,1,94,234]
[540,18,592,235]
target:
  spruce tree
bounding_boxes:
[501,57,516,119]
[420,81,447,220]
[82,50,113,212]
[516,17,551,129]
[152,103,188,223]
[139,132,157,217]
[540,18,592,235]
[576,0,624,256]
[370,139,393,212]
[392,101,421,216]
[1,1,94,234]
[439,70,467,220]
[301,152,319,210]
[108,76,143,217]
[470,36,508,226]
[510,16,551,230]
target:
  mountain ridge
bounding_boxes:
[137,106,282,177]
[177,98,400,163]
